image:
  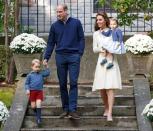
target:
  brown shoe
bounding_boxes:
[68,111,80,119]
[59,111,69,119]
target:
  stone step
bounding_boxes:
[42,95,135,106]
[21,127,138,131]
[22,116,137,129]
[27,105,136,116]
[43,84,134,96]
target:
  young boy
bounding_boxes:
[101,18,125,69]
[25,59,50,126]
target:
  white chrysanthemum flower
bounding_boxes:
[125,34,153,55]
[142,99,153,121]
[0,101,9,124]
[9,33,47,54]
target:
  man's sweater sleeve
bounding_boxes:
[78,20,85,56]
[44,25,56,61]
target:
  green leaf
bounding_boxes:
[98,0,105,7]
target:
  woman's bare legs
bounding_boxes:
[100,89,109,116]
[106,89,114,121]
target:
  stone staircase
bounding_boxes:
[20,83,138,131]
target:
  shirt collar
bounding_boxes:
[59,16,71,24]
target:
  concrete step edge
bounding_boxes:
[44,84,133,88]
[21,127,138,131]
[45,95,134,98]
[28,105,136,108]
[25,116,136,119]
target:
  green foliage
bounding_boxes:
[20,25,35,34]
[98,0,153,26]
[151,91,153,98]
[0,0,4,33]
[0,46,6,80]
[0,0,15,34]
[0,87,15,108]
[8,0,15,34]
[98,0,105,7]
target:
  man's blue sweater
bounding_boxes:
[25,68,50,90]
[44,17,85,61]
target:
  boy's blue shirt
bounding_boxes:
[44,17,85,61]
[25,68,50,90]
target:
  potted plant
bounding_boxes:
[142,99,153,122]
[124,34,153,78]
[0,101,9,128]
[9,33,46,77]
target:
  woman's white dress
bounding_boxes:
[92,30,122,91]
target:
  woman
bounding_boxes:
[92,12,122,121]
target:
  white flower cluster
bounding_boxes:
[9,33,47,54]
[0,101,9,124]
[142,99,153,121]
[125,34,153,55]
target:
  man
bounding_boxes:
[43,4,85,119]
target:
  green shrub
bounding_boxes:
[0,46,6,81]
[0,87,15,108]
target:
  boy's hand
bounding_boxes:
[26,90,30,96]
[44,63,49,68]
[43,59,49,68]
[43,59,48,66]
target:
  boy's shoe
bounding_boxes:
[59,111,69,119]
[106,63,114,69]
[101,58,107,65]
[68,111,80,120]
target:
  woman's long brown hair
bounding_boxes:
[94,12,110,31]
